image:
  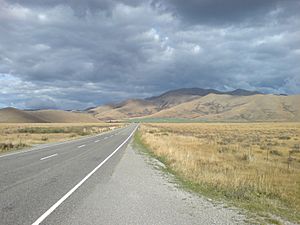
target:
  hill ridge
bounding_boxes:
[1,88,299,122]
[0,108,101,123]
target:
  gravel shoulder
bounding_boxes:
[59,141,247,225]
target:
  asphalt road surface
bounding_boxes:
[0,123,248,225]
[0,124,138,225]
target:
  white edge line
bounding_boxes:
[0,125,129,159]
[40,154,58,161]
[31,125,138,225]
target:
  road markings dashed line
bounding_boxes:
[94,140,100,143]
[40,154,58,161]
[78,145,86,148]
[31,125,138,225]
[0,126,128,159]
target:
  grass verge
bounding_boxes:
[134,123,300,225]
[0,123,124,153]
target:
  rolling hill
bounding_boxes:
[0,108,101,123]
[0,107,48,123]
[89,99,158,121]
[88,88,265,121]
[29,110,101,123]
[146,94,300,122]
[1,88,299,122]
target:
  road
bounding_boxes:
[0,123,138,225]
[0,123,247,225]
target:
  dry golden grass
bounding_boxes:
[138,123,300,222]
[0,123,124,153]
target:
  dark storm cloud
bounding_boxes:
[154,0,299,25]
[0,0,299,109]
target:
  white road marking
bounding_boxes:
[0,126,128,159]
[104,137,108,140]
[78,145,86,148]
[94,140,100,143]
[40,154,58,161]
[31,125,138,225]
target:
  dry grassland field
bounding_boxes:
[136,123,300,223]
[0,123,123,153]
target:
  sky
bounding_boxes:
[0,0,299,110]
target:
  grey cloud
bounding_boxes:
[24,98,58,110]
[154,0,299,25]
[0,0,299,109]
[5,0,142,16]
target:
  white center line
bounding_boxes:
[78,145,86,148]
[94,140,100,143]
[31,125,138,225]
[40,153,58,161]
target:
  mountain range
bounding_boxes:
[1,88,299,123]
[89,88,300,122]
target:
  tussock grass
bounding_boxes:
[0,123,123,153]
[137,123,300,223]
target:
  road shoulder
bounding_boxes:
[59,141,247,225]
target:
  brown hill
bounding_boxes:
[89,99,158,121]
[30,110,101,123]
[89,88,264,121]
[146,88,261,106]
[0,108,101,123]
[0,107,47,123]
[146,94,300,122]
[2,88,297,122]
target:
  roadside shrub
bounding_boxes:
[41,136,48,141]
[0,142,27,151]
